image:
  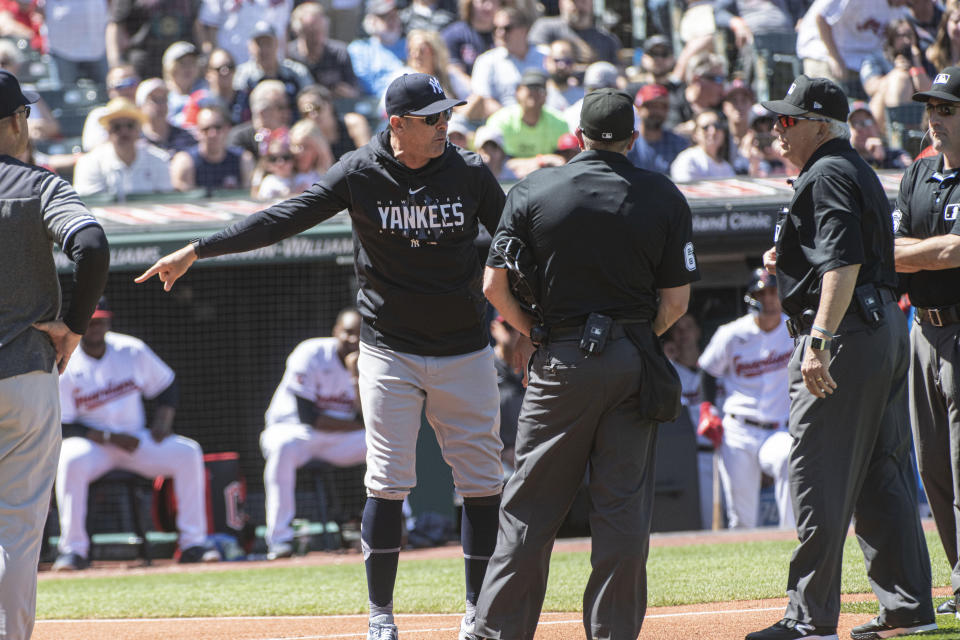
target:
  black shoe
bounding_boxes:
[178,545,220,563]
[52,552,88,572]
[935,598,956,615]
[849,616,936,639]
[745,618,838,640]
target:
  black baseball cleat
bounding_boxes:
[935,598,955,615]
[849,616,936,639]
[178,545,221,563]
[52,552,88,572]
[745,618,839,640]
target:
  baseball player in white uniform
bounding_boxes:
[261,307,367,558]
[53,299,214,570]
[697,269,795,529]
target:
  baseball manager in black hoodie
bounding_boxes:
[137,73,506,640]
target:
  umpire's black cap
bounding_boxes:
[0,70,37,119]
[385,73,465,117]
[913,66,960,103]
[579,88,635,142]
[761,75,848,122]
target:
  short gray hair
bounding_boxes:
[803,111,850,140]
[250,80,287,114]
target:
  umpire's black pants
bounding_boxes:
[784,303,934,628]
[909,320,960,595]
[474,331,658,640]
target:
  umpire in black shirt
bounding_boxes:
[894,66,960,619]
[472,89,699,640]
[746,76,935,640]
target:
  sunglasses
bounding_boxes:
[776,114,831,129]
[268,153,294,162]
[404,108,452,126]
[647,48,672,58]
[10,105,29,119]
[200,123,226,133]
[850,117,875,129]
[108,77,140,90]
[925,102,960,117]
[209,64,235,75]
[698,74,726,84]
[108,119,138,132]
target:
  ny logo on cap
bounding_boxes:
[935,73,950,85]
[428,76,443,95]
[602,132,612,139]
[813,101,822,109]
[787,82,797,95]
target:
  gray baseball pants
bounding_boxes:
[784,305,933,628]
[909,321,960,594]
[0,369,61,640]
[357,342,503,499]
[474,334,658,640]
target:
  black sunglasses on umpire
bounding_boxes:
[776,114,831,129]
[405,108,452,126]
[925,103,960,117]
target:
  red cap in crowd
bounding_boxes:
[635,84,668,107]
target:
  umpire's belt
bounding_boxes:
[785,287,896,338]
[544,319,649,344]
[732,414,779,430]
[915,302,960,327]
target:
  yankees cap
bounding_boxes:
[0,70,37,119]
[761,75,848,122]
[385,73,465,117]
[579,88,635,142]
[913,66,960,103]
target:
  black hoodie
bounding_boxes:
[197,129,506,356]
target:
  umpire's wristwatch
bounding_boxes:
[809,336,831,351]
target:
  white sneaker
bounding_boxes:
[267,541,294,560]
[367,614,398,640]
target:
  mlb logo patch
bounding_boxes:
[787,82,797,95]
[684,242,697,271]
[935,73,950,85]
[945,203,960,221]
[892,209,902,233]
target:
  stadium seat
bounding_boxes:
[752,32,801,103]
[87,469,155,565]
[886,103,927,158]
[42,83,105,139]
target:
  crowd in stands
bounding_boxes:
[0,0,950,202]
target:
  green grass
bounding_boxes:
[37,530,952,620]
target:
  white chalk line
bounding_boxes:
[36,605,787,639]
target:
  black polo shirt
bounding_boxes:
[894,154,960,308]
[486,150,699,327]
[774,138,898,318]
